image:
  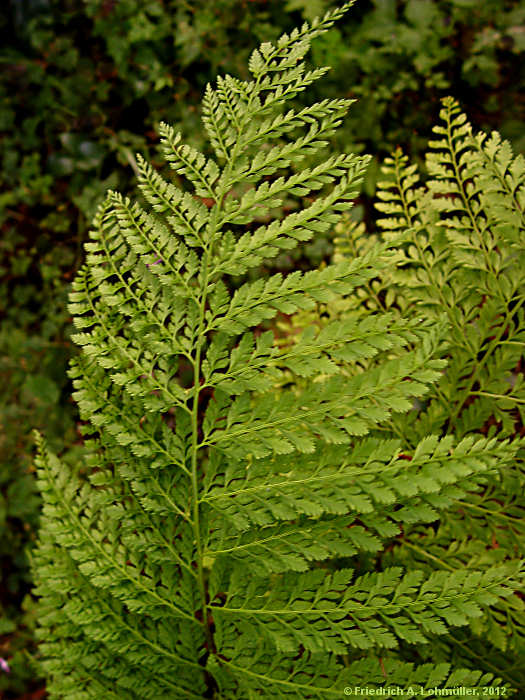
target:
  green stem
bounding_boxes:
[188,43,288,651]
[399,539,455,571]
[470,390,525,404]
[190,246,214,651]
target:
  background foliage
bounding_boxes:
[0,0,523,696]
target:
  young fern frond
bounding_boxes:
[33,7,521,699]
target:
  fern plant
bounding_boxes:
[374,99,525,688]
[33,4,524,698]
[374,98,525,440]
[303,99,525,688]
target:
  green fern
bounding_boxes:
[33,6,523,698]
[325,98,525,688]
[374,98,525,440]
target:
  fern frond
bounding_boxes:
[324,96,525,687]
[33,7,522,698]
[368,97,525,441]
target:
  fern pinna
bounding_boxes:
[33,4,522,698]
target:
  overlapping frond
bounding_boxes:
[372,98,525,441]
[345,99,525,684]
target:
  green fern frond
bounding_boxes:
[324,97,525,688]
[32,6,521,699]
[367,99,525,683]
[369,97,525,441]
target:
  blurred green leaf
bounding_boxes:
[22,375,60,405]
